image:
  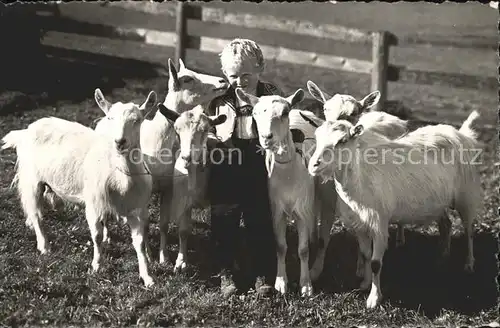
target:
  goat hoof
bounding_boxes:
[301,285,313,297]
[91,262,100,273]
[366,291,381,309]
[174,261,187,273]
[159,253,168,265]
[143,276,155,287]
[38,246,49,255]
[37,240,49,254]
[274,277,287,294]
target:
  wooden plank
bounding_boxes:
[201,6,373,44]
[41,31,174,70]
[371,31,390,111]
[40,19,377,75]
[197,36,374,74]
[175,2,187,64]
[103,1,178,17]
[46,3,372,60]
[37,14,146,42]
[105,2,373,44]
[95,2,498,49]
[56,2,177,31]
[396,68,498,92]
[42,45,165,77]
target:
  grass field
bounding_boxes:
[0,2,499,327]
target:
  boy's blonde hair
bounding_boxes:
[219,38,265,73]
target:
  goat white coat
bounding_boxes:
[1,89,158,287]
[94,58,228,270]
[235,87,338,296]
[307,110,482,308]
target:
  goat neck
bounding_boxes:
[331,137,368,193]
[163,92,212,114]
[113,142,149,177]
[265,130,300,177]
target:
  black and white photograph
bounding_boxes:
[0,1,498,326]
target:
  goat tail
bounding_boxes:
[1,130,26,190]
[1,130,26,151]
[459,110,480,141]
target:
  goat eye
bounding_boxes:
[183,76,194,83]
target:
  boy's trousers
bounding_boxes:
[208,137,277,285]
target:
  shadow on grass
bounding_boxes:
[100,211,500,319]
[1,180,497,325]
[288,227,499,318]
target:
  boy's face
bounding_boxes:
[222,61,261,97]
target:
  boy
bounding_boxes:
[206,38,283,298]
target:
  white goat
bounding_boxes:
[307,110,482,308]
[307,80,411,247]
[306,80,408,139]
[1,89,158,287]
[95,58,228,267]
[157,104,227,272]
[233,87,332,296]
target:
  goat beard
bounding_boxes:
[265,150,275,178]
[264,141,287,178]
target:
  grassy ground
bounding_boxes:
[0,53,498,327]
[0,3,499,326]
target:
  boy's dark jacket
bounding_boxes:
[206,80,283,144]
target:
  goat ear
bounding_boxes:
[285,89,305,108]
[350,124,364,138]
[158,104,180,122]
[178,58,186,71]
[307,80,330,104]
[359,90,381,111]
[299,111,320,128]
[140,91,158,119]
[168,58,180,91]
[235,88,259,107]
[209,114,227,126]
[291,129,305,143]
[95,88,111,115]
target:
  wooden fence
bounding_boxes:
[35,1,402,112]
[26,1,497,125]
[172,2,398,112]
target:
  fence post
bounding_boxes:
[371,31,389,112]
[175,1,187,65]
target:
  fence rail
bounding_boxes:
[155,2,398,112]
[27,2,497,124]
[107,1,376,44]
[36,2,404,112]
